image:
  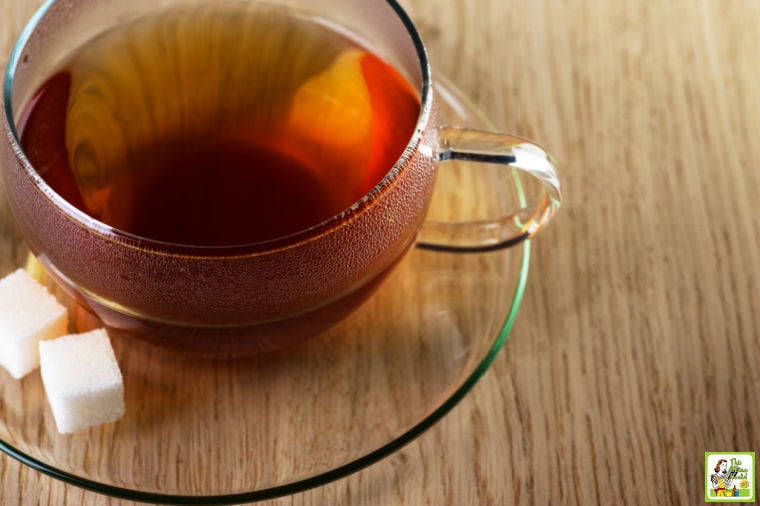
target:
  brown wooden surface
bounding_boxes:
[2,0,760,504]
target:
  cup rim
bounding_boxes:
[2,0,433,255]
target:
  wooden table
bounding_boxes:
[2,0,760,504]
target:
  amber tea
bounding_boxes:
[18,4,420,246]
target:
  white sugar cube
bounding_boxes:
[0,268,68,379]
[39,329,125,434]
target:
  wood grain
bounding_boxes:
[2,0,760,504]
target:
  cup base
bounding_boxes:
[28,251,406,359]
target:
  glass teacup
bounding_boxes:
[1,0,561,356]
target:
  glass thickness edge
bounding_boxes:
[3,0,54,140]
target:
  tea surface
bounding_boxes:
[19,4,420,246]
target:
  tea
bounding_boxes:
[18,4,420,246]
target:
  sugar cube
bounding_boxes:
[0,268,69,379]
[39,329,125,434]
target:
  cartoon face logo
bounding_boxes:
[716,460,730,478]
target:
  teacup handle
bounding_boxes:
[417,127,562,253]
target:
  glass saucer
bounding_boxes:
[0,79,531,504]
